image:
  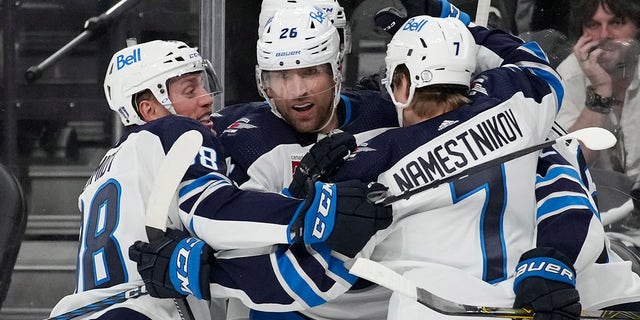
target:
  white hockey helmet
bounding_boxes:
[256,5,342,121]
[258,0,351,57]
[383,16,476,110]
[104,40,222,126]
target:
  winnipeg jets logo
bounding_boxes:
[345,143,376,161]
[438,119,459,131]
[223,117,257,134]
[469,77,488,96]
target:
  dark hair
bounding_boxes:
[569,0,640,41]
[131,89,155,119]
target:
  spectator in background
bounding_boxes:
[555,0,640,180]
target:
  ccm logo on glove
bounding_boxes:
[514,257,575,289]
[170,237,207,297]
[312,183,335,240]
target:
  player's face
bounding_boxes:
[262,64,337,133]
[583,4,639,42]
[167,72,215,130]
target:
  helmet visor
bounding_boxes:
[260,64,337,104]
[163,60,223,108]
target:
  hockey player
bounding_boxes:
[213,4,398,191]
[49,40,392,320]
[318,10,640,320]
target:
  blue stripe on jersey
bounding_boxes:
[526,67,563,111]
[521,42,548,62]
[537,195,597,220]
[275,246,327,307]
[179,173,229,197]
[536,177,588,201]
[537,166,583,186]
[311,243,358,284]
[340,94,353,126]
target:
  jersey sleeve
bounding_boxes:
[210,243,356,311]
[469,25,564,113]
[162,119,303,250]
[534,140,608,271]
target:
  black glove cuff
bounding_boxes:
[514,247,576,292]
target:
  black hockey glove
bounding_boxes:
[354,73,384,92]
[289,180,392,258]
[513,247,581,320]
[129,229,214,300]
[374,0,470,36]
[287,130,356,198]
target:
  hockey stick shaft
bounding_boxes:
[145,130,203,320]
[376,127,616,206]
[348,258,640,319]
[474,0,491,27]
[44,286,147,320]
[44,130,203,320]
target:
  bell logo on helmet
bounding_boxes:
[116,48,141,70]
[402,18,428,32]
[310,8,326,24]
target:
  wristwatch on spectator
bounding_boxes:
[585,86,613,114]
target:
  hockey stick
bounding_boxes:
[348,258,640,319]
[474,0,491,27]
[145,129,203,320]
[44,130,203,320]
[376,127,616,206]
[45,286,147,320]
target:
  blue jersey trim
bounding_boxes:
[522,42,547,62]
[311,243,358,284]
[340,94,352,126]
[275,247,327,307]
[528,67,564,112]
[179,173,227,197]
[537,195,597,219]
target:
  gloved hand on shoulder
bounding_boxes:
[286,130,356,198]
[513,247,581,320]
[289,179,392,258]
[353,73,384,92]
[375,0,470,35]
[129,228,214,300]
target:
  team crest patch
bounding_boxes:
[346,143,375,161]
[469,76,488,96]
[291,153,304,176]
[223,117,257,134]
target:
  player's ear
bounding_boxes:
[138,99,165,122]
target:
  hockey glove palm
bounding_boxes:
[129,229,214,300]
[375,0,470,35]
[513,247,581,320]
[287,131,356,198]
[289,180,392,258]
